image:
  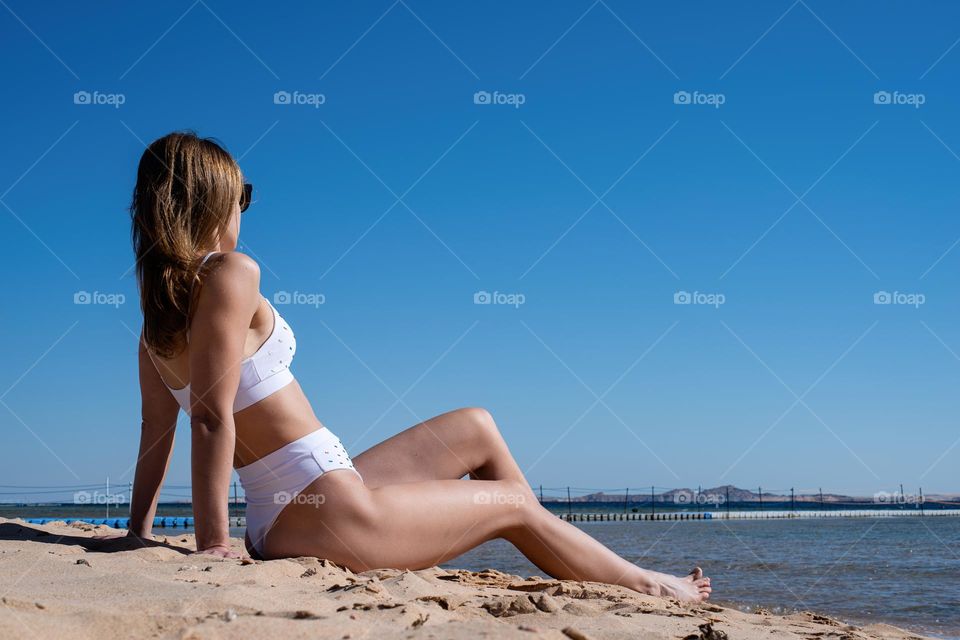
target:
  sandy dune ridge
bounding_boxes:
[0,519,929,640]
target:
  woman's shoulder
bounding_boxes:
[203,250,260,277]
[197,251,261,307]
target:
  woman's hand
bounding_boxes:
[91,533,127,542]
[93,529,153,542]
[89,529,158,552]
[193,543,243,559]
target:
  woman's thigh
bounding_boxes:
[265,469,530,570]
[351,408,493,488]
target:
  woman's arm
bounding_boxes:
[187,252,261,554]
[128,337,181,537]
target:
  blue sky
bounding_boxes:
[1,1,959,500]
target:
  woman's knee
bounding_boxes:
[491,478,543,536]
[457,406,500,442]
[497,477,538,514]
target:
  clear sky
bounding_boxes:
[1,1,959,500]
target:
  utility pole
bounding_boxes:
[651,486,655,517]
[758,486,763,513]
[790,487,795,514]
[919,487,924,516]
[566,487,571,517]
[623,488,629,514]
[725,486,730,518]
[819,488,824,510]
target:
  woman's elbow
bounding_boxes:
[189,409,233,435]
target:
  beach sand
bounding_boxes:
[0,519,929,640]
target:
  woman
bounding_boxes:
[126,131,711,602]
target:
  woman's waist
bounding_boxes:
[232,382,326,468]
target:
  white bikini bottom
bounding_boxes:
[237,428,360,555]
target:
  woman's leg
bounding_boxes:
[352,407,527,487]
[268,471,712,602]
[503,503,711,601]
[347,408,710,600]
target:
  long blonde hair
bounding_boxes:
[130,131,243,358]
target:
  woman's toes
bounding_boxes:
[688,567,703,581]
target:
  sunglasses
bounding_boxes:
[240,183,254,213]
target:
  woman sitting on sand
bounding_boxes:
[124,131,712,603]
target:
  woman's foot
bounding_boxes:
[640,567,712,602]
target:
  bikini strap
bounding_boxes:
[199,251,218,267]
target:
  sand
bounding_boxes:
[0,519,930,640]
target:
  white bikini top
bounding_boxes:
[156,252,297,417]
